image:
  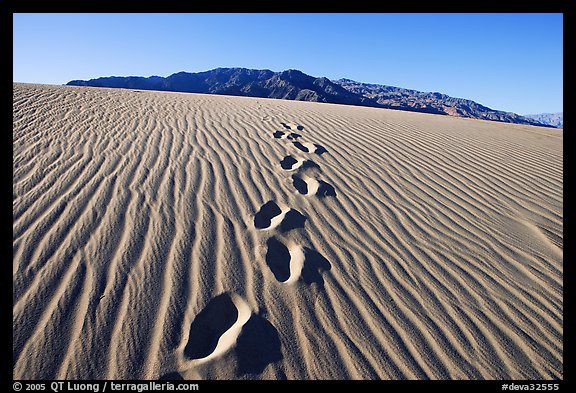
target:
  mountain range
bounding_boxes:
[523,112,563,128]
[66,67,549,127]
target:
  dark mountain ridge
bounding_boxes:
[68,68,375,107]
[67,68,548,127]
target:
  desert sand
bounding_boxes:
[13,83,563,380]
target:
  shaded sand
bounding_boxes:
[13,83,563,380]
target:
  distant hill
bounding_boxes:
[523,113,563,128]
[332,79,547,127]
[67,68,548,127]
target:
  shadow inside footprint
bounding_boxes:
[281,122,291,129]
[292,175,335,198]
[292,175,308,195]
[273,131,285,139]
[292,141,310,153]
[301,160,320,169]
[287,133,302,140]
[301,248,332,288]
[280,209,307,232]
[184,294,238,360]
[293,142,328,155]
[254,201,282,229]
[158,372,184,380]
[280,155,298,170]
[280,156,320,171]
[314,144,328,155]
[317,181,337,198]
[265,237,291,282]
[235,313,283,376]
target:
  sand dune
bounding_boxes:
[13,83,563,380]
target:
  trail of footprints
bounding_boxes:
[179,121,335,377]
[255,122,335,284]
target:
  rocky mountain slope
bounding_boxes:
[333,78,546,126]
[523,112,563,128]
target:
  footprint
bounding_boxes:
[280,156,320,171]
[254,201,283,230]
[292,141,314,153]
[184,293,251,363]
[265,237,305,283]
[292,141,328,155]
[300,247,332,288]
[235,313,283,375]
[265,237,331,286]
[273,131,302,140]
[279,209,307,232]
[313,144,328,155]
[292,175,311,195]
[280,122,304,131]
[254,201,306,232]
[292,175,336,198]
[280,155,300,170]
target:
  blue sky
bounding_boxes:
[13,13,563,115]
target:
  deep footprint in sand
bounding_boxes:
[265,237,332,286]
[300,247,332,288]
[184,293,251,363]
[280,122,304,131]
[234,313,283,375]
[273,131,302,140]
[279,155,320,171]
[280,155,300,170]
[265,237,304,283]
[254,201,306,232]
[292,141,328,155]
[183,293,283,373]
[292,174,336,197]
[254,201,283,230]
